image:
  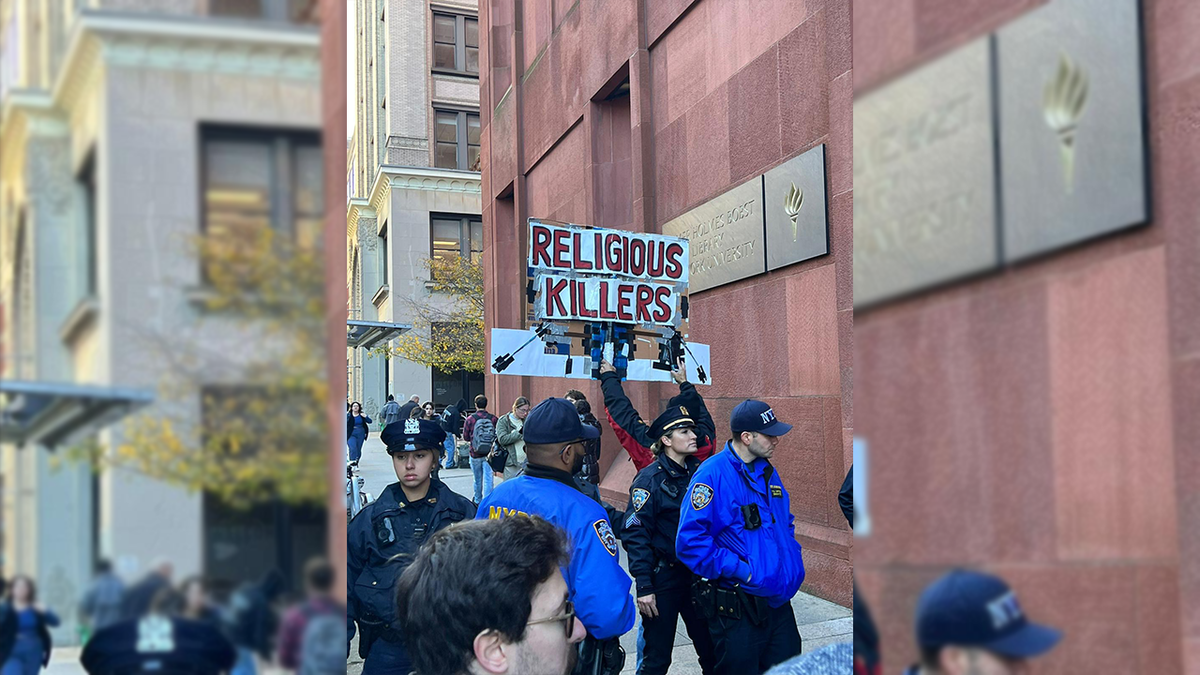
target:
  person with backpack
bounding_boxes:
[438,400,463,470]
[379,395,402,430]
[223,570,284,675]
[276,559,343,675]
[462,394,499,504]
[494,397,530,481]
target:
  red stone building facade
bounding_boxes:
[477,0,853,605]
[855,0,1199,672]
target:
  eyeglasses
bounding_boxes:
[526,601,575,638]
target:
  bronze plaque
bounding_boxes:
[996,0,1147,260]
[853,37,998,307]
[662,177,765,294]
[763,144,829,271]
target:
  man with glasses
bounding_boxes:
[478,397,636,675]
[676,400,806,675]
[396,517,584,675]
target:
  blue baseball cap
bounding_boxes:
[916,570,1062,658]
[523,398,602,445]
[730,400,793,436]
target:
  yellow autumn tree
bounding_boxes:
[62,229,328,508]
[380,255,485,372]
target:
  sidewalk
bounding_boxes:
[351,434,852,674]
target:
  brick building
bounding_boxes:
[854,0,1199,671]
[477,0,853,605]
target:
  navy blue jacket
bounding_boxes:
[348,478,476,657]
[622,452,701,597]
[478,464,636,640]
[676,443,805,607]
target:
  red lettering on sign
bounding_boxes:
[628,238,646,276]
[664,242,684,279]
[635,285,654,323]
[594,232,605,272]
[652,286,673,322]
[598,281,618,320]
[577,279,597,318]
[545,277,568,317]
[552,229,571,268]
[531,225,553,267]
[604,234,623,272]
[646,240,665,278]
[571,231,593,270]
[616,284,635,322]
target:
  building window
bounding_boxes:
[76,151,97,298]
[433,110,481,171]
[431,216,483,270]
[379,224,388,283]
[201,127,323,280]
[433,365,484,409]
[432,12,479,76]
[208,0,318,23]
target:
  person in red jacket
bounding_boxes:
[598,358,715,472]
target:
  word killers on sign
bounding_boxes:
[535,275,677,325]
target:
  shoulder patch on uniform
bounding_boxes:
[771,485,783,498]
[690,483,714,510]
[593,519,618,556]
[631,488,650,511]
[625,513,641,529]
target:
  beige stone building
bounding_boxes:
[347,0,482,416]
[0,0,322,643]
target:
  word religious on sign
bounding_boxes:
[528,221,688,325]
[489,219,713,385]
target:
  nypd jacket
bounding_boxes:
[622,453,701,597]
[347,478,476,656]
[598,372,716,471]
[676,443,805,607]
[478,464,637,640]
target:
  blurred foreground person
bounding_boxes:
[764,643,853,675]
[905,570,1061,675]
[224,571,285,675]
[276,559,343,675]
[121,559,173,621]
[1,577,57,675]
[676,400,805,675]
[477,398,635,675]
[396,517,585,675]
[842,465,881,675]
[80,560,125,639]
[81,587,236,675]
[348,418,476,675]
[0,579,14,666]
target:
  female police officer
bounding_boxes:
[622,405,717,675]
[347,417,476,674]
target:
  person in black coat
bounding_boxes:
[120,560,173,622]
[0,578,16,668]
[843,465,882,675]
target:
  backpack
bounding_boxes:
[297,605,344,675]
[471,415,497,456]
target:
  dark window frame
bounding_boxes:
[431,11,479,77]
[198,125,322,282]
[432,109,480,171]
[76,149,97,297]
[429,214,483,270]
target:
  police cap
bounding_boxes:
[649,405,696,441]
[380,418,446,454]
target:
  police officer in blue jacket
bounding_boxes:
[479,397,636,675]
[622,404,717,675]
[676,400,805,675]
[348,418,477,675]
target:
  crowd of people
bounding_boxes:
[346,358,1066,675]
[0,557,343,675]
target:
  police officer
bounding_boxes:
[478,397,636,675]
[347,417,476,675]
[676,400,805,675]
[622,404,717,675]
[904,570,1061,675]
